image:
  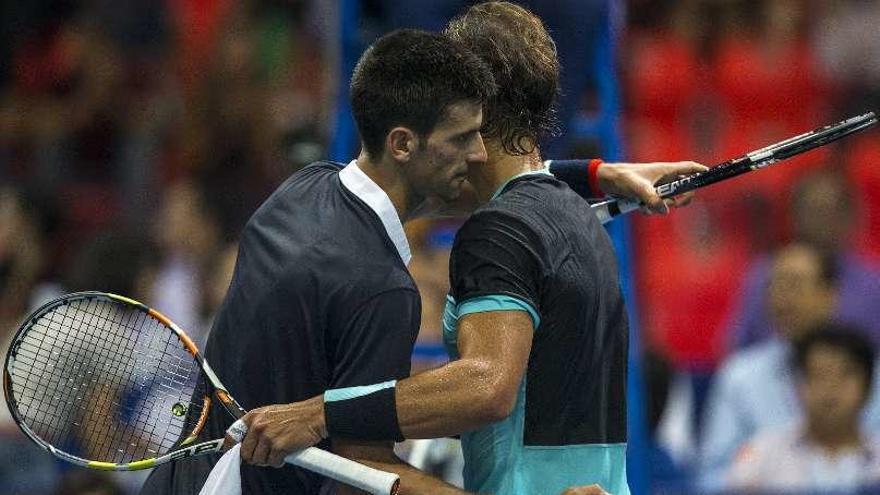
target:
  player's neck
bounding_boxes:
[471,144,544,204]
[355,152,415,222]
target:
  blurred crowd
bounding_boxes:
[626,0,880,493]
[1,0,880,494]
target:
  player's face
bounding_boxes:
[799,344,867,432]
[411,101,487,202]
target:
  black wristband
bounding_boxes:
[547,159,598,199]
[324,385,404,442]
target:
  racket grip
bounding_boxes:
[286,447,400,495]
[591,197,641,224]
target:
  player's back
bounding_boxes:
[446,172,630,495]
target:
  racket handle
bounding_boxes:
[591,197,640,224]
[286,447,400,495]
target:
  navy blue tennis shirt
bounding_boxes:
[139,160,421,494]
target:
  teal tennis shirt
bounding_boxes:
[444,172,631,495]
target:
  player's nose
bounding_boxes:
[468,132,488,165]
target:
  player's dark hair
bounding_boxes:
[794,321,876,394]
[445,1,561,155]
[350,29,497,158]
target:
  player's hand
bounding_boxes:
[559,484,610,495]
[597,161,708,214]
[225,395,328,467]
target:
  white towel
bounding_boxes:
[199,444,242,495]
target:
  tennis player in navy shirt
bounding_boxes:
[139,28,498,495]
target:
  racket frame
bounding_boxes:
[4,292,401,495]
[2,291,234,470]
[588,112,878,223]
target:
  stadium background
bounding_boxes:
[1,0,879,493]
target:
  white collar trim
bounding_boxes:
[339,160,411,266]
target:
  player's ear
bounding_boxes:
[387,127,417,162]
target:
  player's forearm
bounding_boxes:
[332,441,472,495]
[321,358,514,443]
[350,460,470,495]
[394,358,515,439]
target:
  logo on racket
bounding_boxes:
[657,177,691,196]
[171,402,188,417]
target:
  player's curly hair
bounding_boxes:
[445,1,561,155]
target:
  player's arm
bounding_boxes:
[330,439,470,495]
[327,209,539,440]
[235,309,532,454]
[421,152,706,217]
[234,286,490,494]
[235,209,539,452]
[393,309,532,436]
[548,159,707,213]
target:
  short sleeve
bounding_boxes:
[450,210,543,327]
[329,288,420,389]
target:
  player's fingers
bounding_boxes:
[658,161,707,178]
[653,161,706,186]
[249,432,273,466]
[626,175,660,209]
[239,416,263,463]
[267,448,288,469]
[223,418,249,451]
[637,181,668,214]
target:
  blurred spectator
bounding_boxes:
[847,130,880,261]
[624,0,703,161]
[406,218,456,348]
[199,241,239,342]
[0,188,60,494]
[726,169,880,350]
[0,186,45,327]
[52,470,126,495]
[65,230,159,301]
[631,0,835,371]
[727,323,880,493]
[699,242,880,492]
[814,0,880,115]
[643,349,695,494]
[151,180,223,345]
[59,229,160,494]
[714,0,828,129]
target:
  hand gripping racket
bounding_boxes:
[2,291,400,495]
[589,112,878,223]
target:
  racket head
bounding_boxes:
[3,292,213,470]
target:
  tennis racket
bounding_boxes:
[588,111,878,223]
[2,291,400,495]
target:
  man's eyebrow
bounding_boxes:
[456,127,481,138]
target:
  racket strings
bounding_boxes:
[6,296,208,464]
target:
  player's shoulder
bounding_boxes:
[286,160,347,182]
[459,197,541,244]
[495,173,565,201]
[468,175,590,234]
